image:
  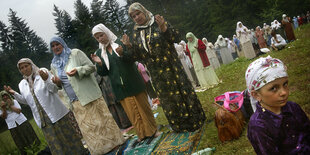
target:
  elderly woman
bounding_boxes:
[0,90,40,155]
[90,23,159,143]
[4,58,85,155]
[120,2,206,132]
[49,37,125,155]
[186,32,220,90]
[236,21,256,59]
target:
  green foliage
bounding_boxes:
[0,9,52,131]
[132,0,310,42]
[0,119,47,155]
[24,140,41,154]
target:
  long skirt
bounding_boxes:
[241,41,256,59]
[120,91,157,140]
[99,76,132,129]
[40,112,85,155]
[219,47,234,64]
[10,120,40,155]
[72,97,125,155]
[195,66,220,89]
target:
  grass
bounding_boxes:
[198,24,310,154]
[154,23,310,154]
[0,119,47,155]
[1,24,309,155]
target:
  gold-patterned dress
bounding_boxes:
[124,22,206,132]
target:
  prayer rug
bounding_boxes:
[124,133,163,155]
[151,129,204,155]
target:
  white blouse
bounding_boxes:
[14,68,69,128]
[0,100,27,129]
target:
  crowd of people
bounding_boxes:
[0,2,309,154]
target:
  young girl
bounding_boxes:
[245,56,310,154]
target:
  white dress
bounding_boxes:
[206,43,221,69]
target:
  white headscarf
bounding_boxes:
[202,38,208,45]
[236,21,248,34]
[282,14,289,22]
[17,58,40,89]
[215,35,226,47]
[92,23,119,70]
[245,55,288,110]
[272,20,281,30]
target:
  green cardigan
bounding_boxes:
[51,49,102,107]
[95,47,146,101]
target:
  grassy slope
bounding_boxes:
[0,119,47,154]
[0,24,309,154]
[195,24,310,154]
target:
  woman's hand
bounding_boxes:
[155,14,167,32]
[39,69,49,81]
[0,101,6,109]
[121,34,132,48]
[3,85,15,95]
[115,46,123,56]
[51,76,62,87]
[66,68,77,77]
[91,54,102,66]
[10,105,21,114]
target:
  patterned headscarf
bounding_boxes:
[50,37,71,76]
[186,32,198,53]
[0,90,14,111]
[17,58,40,89]
[245,56,287,111]
[245,55,288,92]
[128,2,154,30]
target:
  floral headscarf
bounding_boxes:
[245,55,287,92]
[128,2,154,30]
[50,37,71,76]
[17,58,40,89]
[245,56,287,111]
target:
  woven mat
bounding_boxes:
[124,133,163,155]
[151,129,203,155]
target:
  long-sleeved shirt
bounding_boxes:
[248,101,310,154]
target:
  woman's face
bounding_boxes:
[2,94,12,103]
[130,10,147,25]
[19,62,32,76]
[187,37,193,42]
[238,23,242,28]
[94,32,109,45]
[253,77,289,112]
[51,41,64,55]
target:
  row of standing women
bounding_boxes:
[2,2,206,155]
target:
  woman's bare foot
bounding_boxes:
[154,130,162,138]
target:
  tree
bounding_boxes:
[73,0,97,55]
[102,0,130,37]
[90,0,105,25]
[53,5,78,48]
